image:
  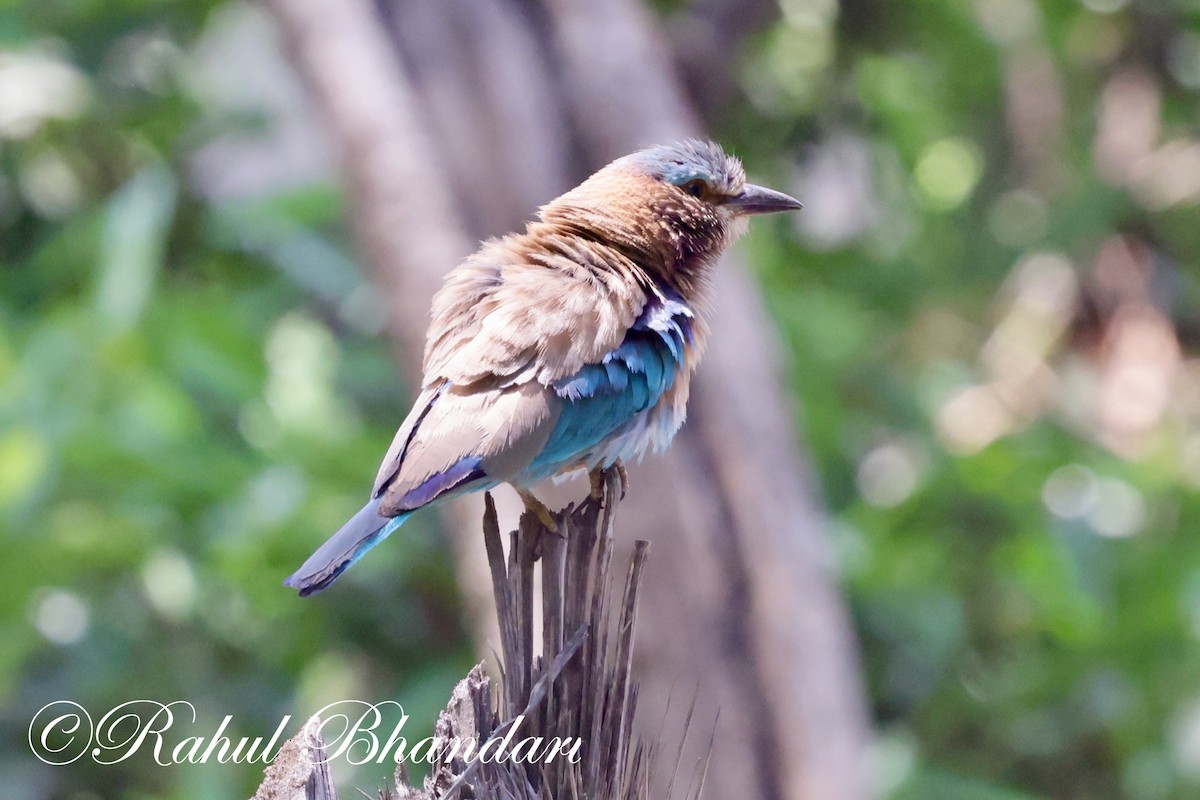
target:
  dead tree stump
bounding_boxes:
[253,470,706,800]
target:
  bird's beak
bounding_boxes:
[727,183,803,215]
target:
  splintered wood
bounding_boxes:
[253,470,708,800]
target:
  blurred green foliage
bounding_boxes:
[2,0,1200,799]
[729,0,1200,798]
[0,2,472,797]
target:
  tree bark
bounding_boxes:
[260,0,873,798]
[260,0,503,625]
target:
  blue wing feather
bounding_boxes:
[529,292,692,477]
[394,455,486,509]
[290,291,693,596]
[604,360,629,391]
[285,497,410,597]
[288,447,487,596]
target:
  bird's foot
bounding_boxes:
[614,460,628,498]
[588,469,603,499]
[589,460,628,500]
[517,488,560,534]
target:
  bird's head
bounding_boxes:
[539,140,801,289]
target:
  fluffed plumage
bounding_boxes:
[287,140,802,595]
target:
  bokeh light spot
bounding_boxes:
[0,427,50,507]
[1088,477,1146,538]
[857,441,925,508]
[1043,464,1099,520]
[31,588,90,645]
[914,138,984,211]
[142,549,197,621]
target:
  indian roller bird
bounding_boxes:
[286,140,801,596]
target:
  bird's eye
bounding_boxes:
[681,180,706,198]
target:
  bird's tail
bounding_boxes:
[285,497,411,597]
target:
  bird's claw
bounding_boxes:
[533,506,560,535]
[589,461,628,501]
[613,461,628,498]
[517,489,560,535]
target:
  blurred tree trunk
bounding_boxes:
[262,0,873,798]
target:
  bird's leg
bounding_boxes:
[588,468,604,499]
[589,460,629,500]
[614,459,628,498]
[516,488,560,534]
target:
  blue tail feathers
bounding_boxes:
[284,497,411,597]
